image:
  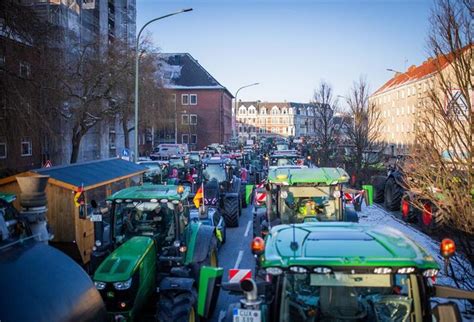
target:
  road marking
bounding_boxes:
[234,250,244,269]
[218,309,226,322]
[244,220,252,237]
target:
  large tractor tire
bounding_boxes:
[191,237,219,283]
[400,194,417,223]
[384,177,403,211]
[224,198,239,227]
[157,289,198,322]
[418,202,446,234]
[371,175,387,204]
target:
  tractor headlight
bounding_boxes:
[265,267,283,275]
[173,240,181,248]
[94,281,106,290]
[95,240,102,247]
[113,278,132,290]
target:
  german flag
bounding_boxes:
[193,184,204,208]
[74,186,85,207]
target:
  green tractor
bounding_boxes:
[92,185,223,321]
[224,223,474,322]
[254,167,357,237]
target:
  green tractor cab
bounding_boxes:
[254,167,355,237]
[92,185,222,321]
[223,223,473,322]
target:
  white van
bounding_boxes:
[150,144,188,160]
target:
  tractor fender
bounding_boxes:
[159,276,195,292]
[190,225,216,264]
[224,192,239,199]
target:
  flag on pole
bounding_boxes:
[193,183,204,208]
[74,185,85,207]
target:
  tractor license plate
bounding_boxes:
[90,214,102,222]
[233,309,261,322]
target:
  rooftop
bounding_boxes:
[107,184,189,201]
[34,158,147,190]
[263,222,439,270]
[267,167,349,185]
[158,53,233,97]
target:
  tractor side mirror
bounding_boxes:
[198,266,223,319]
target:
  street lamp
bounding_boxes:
[233,82,260,139]
[134,8,193,162]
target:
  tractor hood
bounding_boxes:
[94,236,155,282]
[262,223,438,270]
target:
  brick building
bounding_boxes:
[157,53,234,150]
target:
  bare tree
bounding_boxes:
[344,76,385,185]
[55,35,126,163]
[404,0,473,267]
[312,81,342,166]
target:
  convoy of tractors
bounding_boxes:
[0,137,473,322]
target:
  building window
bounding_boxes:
[21,137,32,156]
[182,134,189,144]
[260,108,266,115]
[190,94,197,105]
[191,134,197,144]
[190,114,197,125]
[181,114,189,125]
[181,94,189,105]
[239,107,246,115]
[20,62,31,78]
[0,137,6,159]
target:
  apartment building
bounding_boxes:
[369,53,463,156]
[236,101,321,140]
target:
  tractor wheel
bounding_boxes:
[371,175,387,204]
[401,195,417,223]
[224,198,239,227]
[157,289,197,322]
[418,202,446,234]
[384,177,403,211]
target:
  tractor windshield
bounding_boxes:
[280,186,341,222]
[113,201,175,242]
[271,157,296,167]
[203,164,226,182]
[169,158,185,168]
[280,272,415,322]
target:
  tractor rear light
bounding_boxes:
[397,267,416,274]
[289,266,308,273]
[265,267,283,275]
[422,269,439,277]
[440,239,455,258]
[251,237,265,255]
[313,267,332,274]
[113,278,132,290]
[94,281,106,290]
[374,267,392,274]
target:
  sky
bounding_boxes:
[136,0,433,103]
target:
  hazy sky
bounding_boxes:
[136,0,433,103]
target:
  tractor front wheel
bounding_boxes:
[224,197,239,227]
[371,175,386,204]
[384,177,403,211]
[157,289,197,322]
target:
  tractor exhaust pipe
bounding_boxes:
[239,279,262,308]
[16,175,51,243]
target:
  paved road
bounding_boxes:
[210,204,255,322]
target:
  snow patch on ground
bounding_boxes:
[356,204,473,319]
